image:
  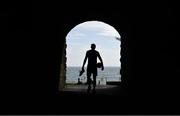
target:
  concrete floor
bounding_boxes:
[59,84,122,96]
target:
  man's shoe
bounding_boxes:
[79,69,85,76]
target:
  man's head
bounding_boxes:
[91,43,96,50]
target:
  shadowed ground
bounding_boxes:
[59,83,122,96]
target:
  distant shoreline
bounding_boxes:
[67,66,121,67]
[66,66,121,84]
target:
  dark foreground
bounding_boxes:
[59,84,122,96]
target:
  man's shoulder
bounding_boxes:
[87,50,99,53]
[86,50,91,55]
[87,50,91,53]
[95,50,99,54]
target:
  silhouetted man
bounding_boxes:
[82,44,104,93]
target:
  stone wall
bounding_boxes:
[59,38,67,90]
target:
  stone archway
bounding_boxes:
[58,19,129,92]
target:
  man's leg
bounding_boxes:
[93,74,96,93]
[87,73,91,93]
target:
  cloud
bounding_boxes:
[66,31,86,40]
[72,32,86,37]
[75,21,121,39]
[97,27,121,38]
[77,21,108,29]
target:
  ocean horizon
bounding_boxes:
[66,66,121,84]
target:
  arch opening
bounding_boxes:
[59,21,121,94]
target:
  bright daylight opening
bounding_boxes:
[66,21,121,87]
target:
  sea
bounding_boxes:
[66,67,121,84]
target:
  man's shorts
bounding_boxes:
[87,66,97,77]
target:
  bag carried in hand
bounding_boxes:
[96,62,102,68]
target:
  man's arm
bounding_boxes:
[97,52,104,70]
[82,52,88,71]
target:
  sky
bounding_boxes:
[66,21,121,67]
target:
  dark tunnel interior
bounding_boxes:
[1,0,180,115]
